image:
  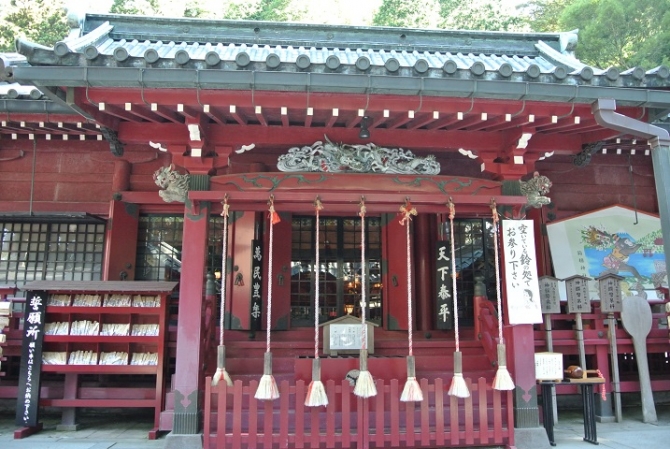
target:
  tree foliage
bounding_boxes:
[0,0,69,52]
[524,0,670,69]
[110,0,161,16]
[372,0,441,29]
[521,0,572,32]
[224,0,304,22]
[438,0,527,32]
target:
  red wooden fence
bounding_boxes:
[204,376,514,449]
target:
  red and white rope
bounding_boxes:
[399,200,417,356]
[359,201,367,350]
[491,202,504,344]
[266,201,275,354]
[405,214,413,356]
[219,198,229,346]
[449,200,459,352]
[314,199,322,359]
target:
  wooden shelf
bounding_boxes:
[41,398,157,407]
[41,365,158,374]
[16,281,177,440]
[46,306,160,315]
[44,335,160,343]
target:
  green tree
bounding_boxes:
[0,0,69,52]
[373,0,525,31]
[110,0,161,15]
[224,0,303,22]
[521,0,573,32]
[373,0,441,28]
[439,0,527,31]
[526,0,670,69]
[183,1,208,18]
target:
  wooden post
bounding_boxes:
[539,275,560,424]
[608,313,623,422]
[415,213,433,332]
[597,273,624,422]
[103,199,139,281]
[172,200,210,435]
[564,275,592,370]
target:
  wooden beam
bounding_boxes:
[407,111,439,130]
[303,107,313,128]
[124,104,164,123]
[280,106,289,127]
[425,113,460,130]
[370,110,390,129]
[326,108,339,128]
[228,105,246,126]
[99,103,139,122]
[345,113,363,129]
[203,104,226,125]
[447,113,486,131]
[255,106,268,127]
[177,104,199,119]
[535,116,585,133]
[151,103,183,123]
[386,111,414,130]
[467,115,508,132]
[190,190,527,215]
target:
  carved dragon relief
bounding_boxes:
[277,136,440,175]
[153,164,190,203]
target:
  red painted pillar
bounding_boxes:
[102,200,139,281]
[506,323,540,427]
[172,201,209,434]
[229,211,256,330]
[111,160,131,193]
[414,213,433,331]
[383,213,409,330]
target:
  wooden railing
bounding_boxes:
[204,376,514,449]
[475,297,499,367]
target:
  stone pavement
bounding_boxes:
[0,408,167,449]
[548,404,670,449]
[0,404,667,449]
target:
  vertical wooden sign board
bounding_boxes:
[250,239,264,331]
[564,275,592,313]
[597,273,624,313]
[539,276,561,314]
[435,240,453,330]
[15,290,47,427]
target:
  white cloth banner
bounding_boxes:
[502,220,543,324]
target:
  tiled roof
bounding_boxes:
[12,13,668,89]
[0,81,44,100]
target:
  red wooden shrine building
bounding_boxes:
[2,12,670,449]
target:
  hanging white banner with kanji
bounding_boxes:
[501,220,543,324]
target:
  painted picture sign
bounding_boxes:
[501,220,543,324]
[546,205,667,300]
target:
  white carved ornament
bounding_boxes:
[276,137,440,175]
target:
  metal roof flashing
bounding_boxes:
[80,13,566,54]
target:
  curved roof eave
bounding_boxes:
[4,65,670,110]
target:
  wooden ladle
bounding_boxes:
[620,295,658,423]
